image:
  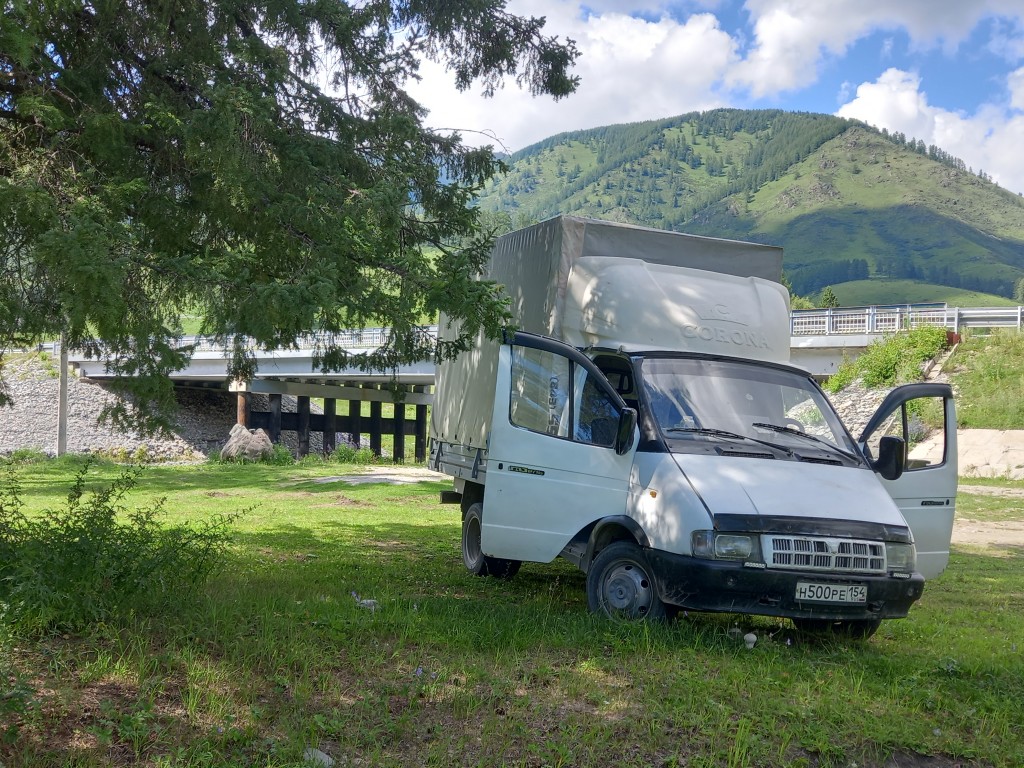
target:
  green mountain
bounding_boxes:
[475,109,1024,303]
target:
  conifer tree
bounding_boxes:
[0,0,579,431]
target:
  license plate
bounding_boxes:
[795,582,867,604]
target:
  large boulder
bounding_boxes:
[219,424,276,461]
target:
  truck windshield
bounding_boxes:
[640,357,860,461]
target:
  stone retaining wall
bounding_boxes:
[0,353,321,461]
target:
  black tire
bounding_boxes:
[792,617,881,640]
[586,541,666,621]
[461,502,521,580]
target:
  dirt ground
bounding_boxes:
[952,484,1024,549]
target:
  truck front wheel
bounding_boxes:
[462,503,521,580]
[586,541,666,621]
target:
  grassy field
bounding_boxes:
[2,458,1023,768]
[827,280,1018,308]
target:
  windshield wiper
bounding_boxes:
[665,427,794,456]
[750,422,861,462]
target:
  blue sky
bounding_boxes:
[408,0,1024,194]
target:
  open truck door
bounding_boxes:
[480,332,639,563]
[859,383,957,580]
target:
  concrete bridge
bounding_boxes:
[59,305,1022,457]
[789,304,1024,376]
[67,328,435,460]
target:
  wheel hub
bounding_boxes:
[603,562,652,617]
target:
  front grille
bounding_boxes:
[762,535,886,574]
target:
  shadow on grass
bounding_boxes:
[6,516,1024,768]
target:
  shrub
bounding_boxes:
[2,448,48,465]
[825,325,948,393]
[265,443,296,465]
[331,444,377,464]
[0,460,238,636]
[0,610,35,744]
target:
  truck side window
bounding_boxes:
[509,346,571,437]
[509,345,621,446]
[574,368,620,447]
[863,396,948,470]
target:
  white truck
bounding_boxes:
[430,216,957,638]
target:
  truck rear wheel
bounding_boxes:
[586,541,666,621]
[461,503,521,580]
[792,617,881,640]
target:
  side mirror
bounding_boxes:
[872,435,906,481]
[615,407,638,455]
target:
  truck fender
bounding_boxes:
[584,516,651,571]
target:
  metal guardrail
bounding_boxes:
[45,327,434,360]
[181,326,404,354]
[790,305,1024,336]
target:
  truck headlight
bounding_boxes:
[692,531,756,560]
[715,535,753,559]
[886,542,916,572]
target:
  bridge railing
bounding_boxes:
[791,305,1024,336]
[53,327,439,359]
[183,326,425,354]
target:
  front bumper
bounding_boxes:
[646,549,925,620]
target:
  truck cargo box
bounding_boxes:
[431,215,787,450]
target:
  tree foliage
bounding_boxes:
[0,0,579,431]
[818,286,839,309]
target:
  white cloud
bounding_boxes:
[984,15,1024,62]
[1009,67,1024,110]
[729,0,1024,97]
[408,8,738,153]
[837,68,1024,194]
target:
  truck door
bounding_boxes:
[482,332,639,562]
[859,383,957,580]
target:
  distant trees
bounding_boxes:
[788,260,869,295]
[818,287,840,309]
[882,131,981,181]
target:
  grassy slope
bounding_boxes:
[948,330,1024,428]
[746,127,1024,240]
[828,279,1018,307]
[2,459,1023,767]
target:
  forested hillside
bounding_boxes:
[476,109,1024,302]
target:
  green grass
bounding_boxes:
[825,325,949,393]
[949,330,1024,429]
[954,488,1024,523]
[2,460,1024,767]
[828,279,1018,308]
